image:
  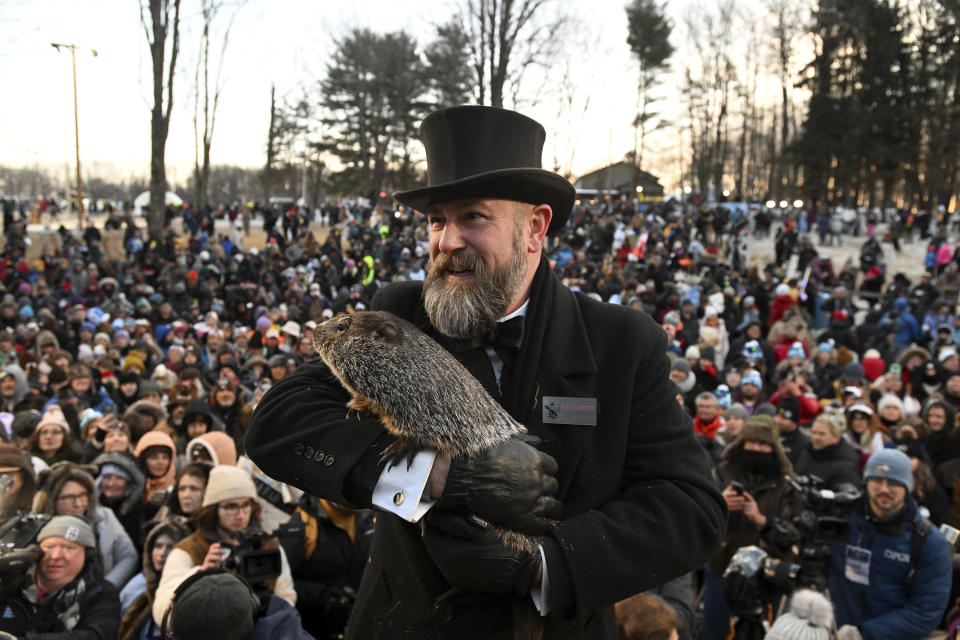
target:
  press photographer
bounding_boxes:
[0,515,121,638]
[152,465,297,626]
[827,449,953,640]
[702,417,803,640]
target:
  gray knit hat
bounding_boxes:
[864,449,914,491]
[37,515,96,549]
[168,572,257,640]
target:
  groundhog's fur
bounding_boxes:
[313,310,539,552]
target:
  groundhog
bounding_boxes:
[312,310,540,550]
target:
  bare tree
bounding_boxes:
[456,0,565,108]
[140,0,181,239]
[192,0,244,214]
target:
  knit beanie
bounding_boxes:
[38,515,96,549]
[201,465,256,508]
[777,396,801,423]
[97,462,133,484]
[671,358,691,374]
[876,394,905,416]
[864,449,914,491]
[168,571,257,640]
[787,341,806,359]
[765,589,834,640]
[38,405,70,435]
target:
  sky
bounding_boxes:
[0,0,703,194]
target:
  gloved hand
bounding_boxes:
[421,510,542,597]
[836,625,863,640]
[440,437,562,535]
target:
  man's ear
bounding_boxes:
[527,204,552,253]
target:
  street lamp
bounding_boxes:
[52,42,97,228]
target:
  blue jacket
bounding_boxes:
[828,498,952,639]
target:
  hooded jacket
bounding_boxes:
[93,451,147,548]
[186,431,237,466]
[133,430,177,503]
[33,461,140,588]
[117,518,191,640]
[0,364,28,412]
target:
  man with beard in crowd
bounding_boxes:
[244,105,725,639]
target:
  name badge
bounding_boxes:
[542,396,597,426]
[844,545,871,585]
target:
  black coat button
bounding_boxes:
[304,446,315,459]
[314,451,325,462]
[323,455,335,466]
[293,442,304,455]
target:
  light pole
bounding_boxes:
[51,42,97,228]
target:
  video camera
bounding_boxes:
[0,513,51,601]
[724,475,859,621]
[220,526,281,615]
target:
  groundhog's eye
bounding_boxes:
[336,322,349,332]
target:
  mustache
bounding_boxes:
[430,251,480,274]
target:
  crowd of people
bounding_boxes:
[0,190,959,640]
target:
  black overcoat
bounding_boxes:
[244,258,725,640]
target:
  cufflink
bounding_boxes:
[393,491,404,506]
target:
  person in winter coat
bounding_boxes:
[93,451,147,552]
[44,363,114,415]
[703,418,803,640]
[0,446,36,521]
[794,413,861,490]
[0,364,29,413]
[117,518,191,640]
[185,431,237,467]
[151,466,297,626]
[279,494,375,639]
[150,462,211,525]
[27,404,81,465]
[134,431,178,521]
[0,515,121,639]
[33,462,139,588]
[176,397,219,454]
[828,450,953,639]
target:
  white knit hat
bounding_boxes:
[765,590,834,640]
[38,405,70,434]
[201,465,256,508]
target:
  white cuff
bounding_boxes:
[371,450,437,522]
[531,545,549,616]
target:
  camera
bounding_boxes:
[220,527,281,586]
[723,475,859,621]
[0,513,51,601]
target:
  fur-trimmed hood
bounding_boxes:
[141,517,191,594]
[92,451,146,516]
[32,460,99,519]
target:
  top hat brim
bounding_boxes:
[393,168,575,235]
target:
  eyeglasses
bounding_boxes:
[218,501,253,514]
[58,492,89,504]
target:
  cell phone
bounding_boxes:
[729,481,745,496]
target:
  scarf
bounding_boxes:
[23,567,88,631]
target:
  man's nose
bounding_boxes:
[437,223,466,253]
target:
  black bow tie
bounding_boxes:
[443,316,525,356]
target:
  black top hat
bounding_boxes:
[393,105,575,235]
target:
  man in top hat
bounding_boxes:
[244,105,725,639]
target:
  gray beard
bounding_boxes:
[423,232,527,339]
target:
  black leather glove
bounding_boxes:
[441,437,562,535]
[422,510,542,597]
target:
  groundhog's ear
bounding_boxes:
[376,322,399,341]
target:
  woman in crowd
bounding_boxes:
[152,466,296,625]
[151,462,211,525]
[844,402,885,463]
[134,430,177,521]
[33,461,139,588]
[93,450,146,551]
[27,405,80,465]
[922,398,959,468]
[44,363,113,414]
[794,413,861,490]
[0,445,36,520]
[118,518,191,640]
